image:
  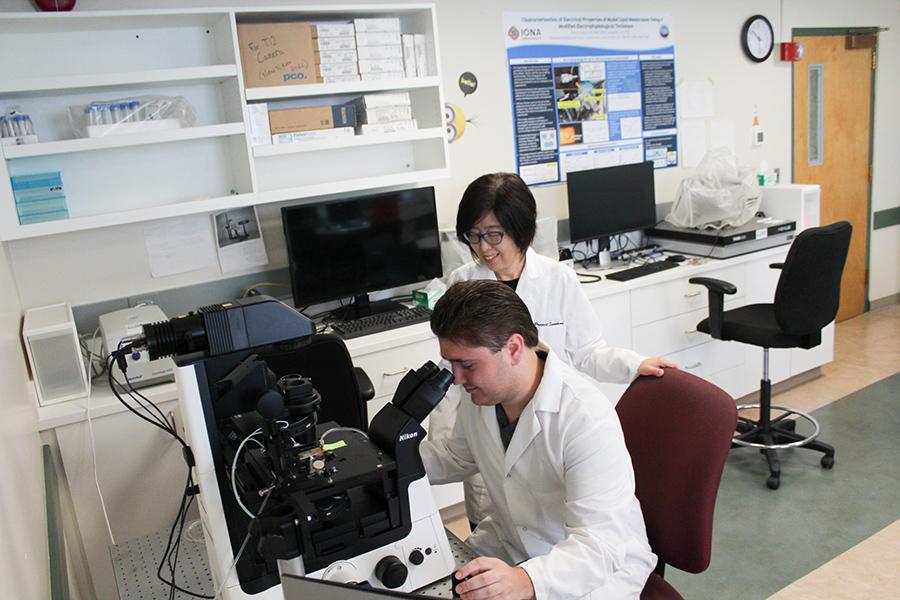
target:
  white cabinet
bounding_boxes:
[583,245,832,404]
[0,5,448,240]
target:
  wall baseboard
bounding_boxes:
[870,293,900,312]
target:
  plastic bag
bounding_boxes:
[67,95,197,138]
[666,148,761,230]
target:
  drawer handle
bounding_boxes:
[383,368,410,377]
[684,362,702,370]
[683,291,702,298]
[684,329,698,335]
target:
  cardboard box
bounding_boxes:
[268,104,356,134]
[237,22,322,88]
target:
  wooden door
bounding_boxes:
[792,34,873,322]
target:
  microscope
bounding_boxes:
[118,296,456,598]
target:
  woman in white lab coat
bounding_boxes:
[428,172,676,525]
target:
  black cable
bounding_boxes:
[107,356,175,436]
[106,347,212,598]
[576,272,603,284]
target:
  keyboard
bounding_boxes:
[330,306,432,339]
[605,260,680,281]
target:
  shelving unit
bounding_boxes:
[0,5,448,241]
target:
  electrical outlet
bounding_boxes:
[128,294,159,308]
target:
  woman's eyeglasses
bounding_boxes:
[463,231,505,246]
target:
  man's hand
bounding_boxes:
[637,357,679,377]
[453,557,535,600]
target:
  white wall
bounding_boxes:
[0,242,50,598]
[2,0,898,308]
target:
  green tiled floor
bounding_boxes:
[666,373,900,600]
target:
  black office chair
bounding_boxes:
[689,221,852,490]
[259,333,375,431]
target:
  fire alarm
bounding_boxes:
[779,42,804,61]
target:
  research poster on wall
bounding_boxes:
[504,13,679,185]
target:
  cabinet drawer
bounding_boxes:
[353,337,441,401]
[632,299,742,356]
[664,339,745,379]
[631,265,745,326]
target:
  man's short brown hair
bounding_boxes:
[430,280,538,351]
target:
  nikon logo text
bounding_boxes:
[399,432,419,442]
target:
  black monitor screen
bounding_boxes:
[283,187,443,307]
[566,161,657,243]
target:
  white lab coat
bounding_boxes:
[429,247,645,522]
[421,348,656,600]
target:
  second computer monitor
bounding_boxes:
[282,186,443,317]
[566,160,657,247]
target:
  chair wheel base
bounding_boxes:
[821,455,835,469]
[766,475,781,490]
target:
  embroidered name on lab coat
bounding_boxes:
[534,321,564,327]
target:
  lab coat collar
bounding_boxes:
[520,247,548,281]
[502,343,562,475]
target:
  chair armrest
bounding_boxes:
[769,262,784,270]
[688,277,737,295]
[354,367,375,402]
[688,277,736,340]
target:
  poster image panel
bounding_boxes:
[505,12,678,185]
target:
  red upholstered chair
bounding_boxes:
[616,369,737,599]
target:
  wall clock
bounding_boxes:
[741,15,774,62]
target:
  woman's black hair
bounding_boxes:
[455,172,537,252]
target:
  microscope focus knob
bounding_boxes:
[408,549,424,565]
[375,555,408,589]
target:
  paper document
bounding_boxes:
[213,207,269,274]
[144,215,216,278]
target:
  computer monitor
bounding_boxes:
[281,574,445,599]
[282,187,443,319]
[565,160,657,250]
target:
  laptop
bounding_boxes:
[281,574,447,599]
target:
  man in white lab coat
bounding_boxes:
[420,280,656,600]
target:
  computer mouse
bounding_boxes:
[666,254,687,263]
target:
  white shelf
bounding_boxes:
[245,76,442,101]
[4,168,449,240]
[0,65,238,95]
[253,127,445,157]
[0,6,448,241]
[4,123,246,158]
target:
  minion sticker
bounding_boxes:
[444,102,470,143]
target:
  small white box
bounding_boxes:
[22,303,88,407]
[356,44,404,60]
[317,36,357,51]
[355,31,402,46]
[358,105,413,124]
[353,17,401,32]
[402,34,417,78]
[316,22,355,38]
[318,49,359,64]
[358,58,406,74]
[360,71,407,81]
[320,62,360,78]
[246,103,271,146]
[414,34,429,76]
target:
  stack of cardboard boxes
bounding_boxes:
[237,18,430,146]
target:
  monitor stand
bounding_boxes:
[331,294,405,321]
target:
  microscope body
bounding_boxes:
[161,299,455,598]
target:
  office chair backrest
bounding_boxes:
[258,333,367,430]
[774,221,852,336]
[616,370,736,574]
